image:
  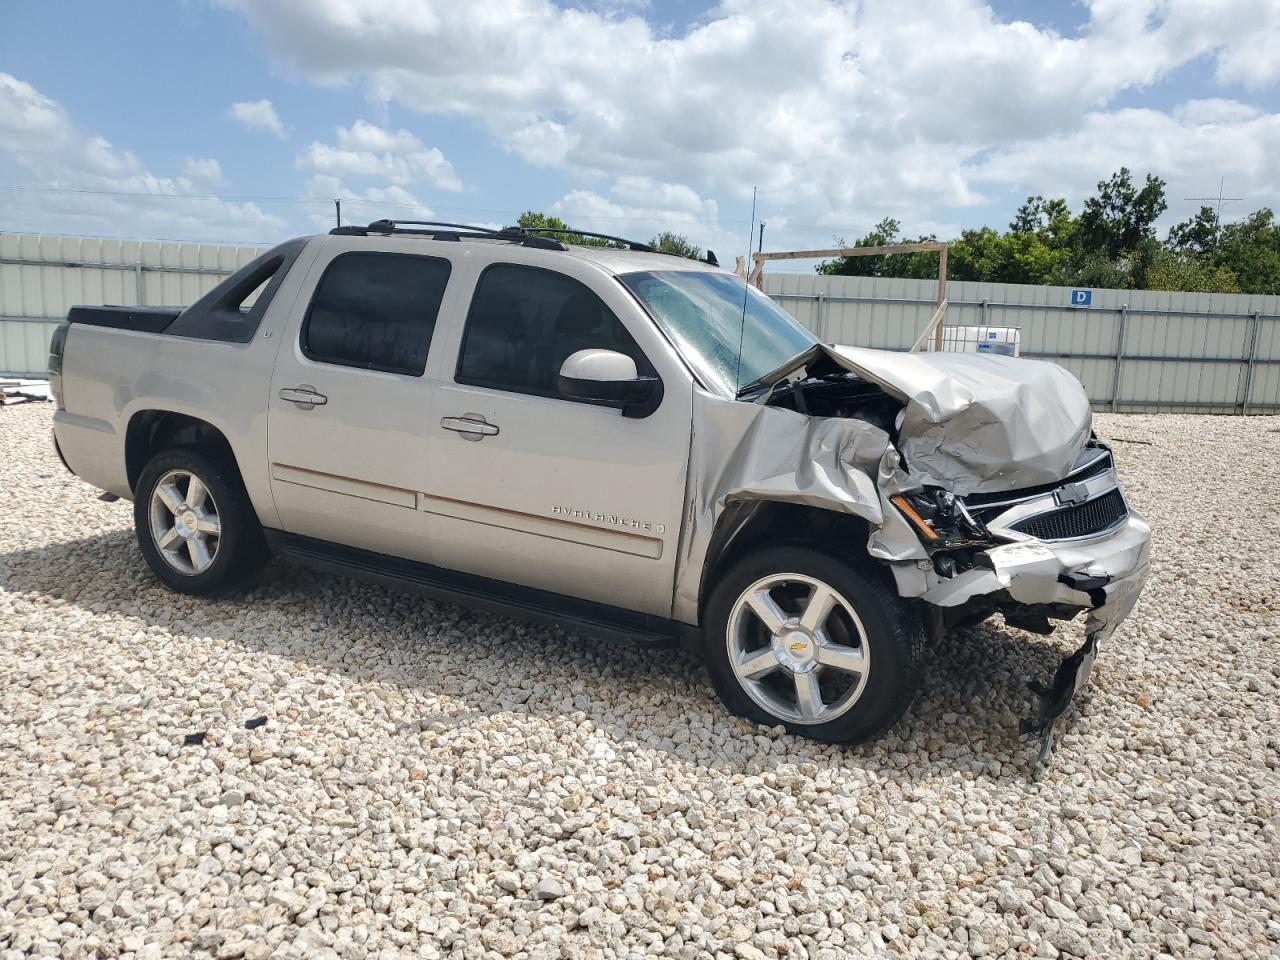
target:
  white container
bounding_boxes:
[938,325,1021,357]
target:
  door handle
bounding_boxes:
[279,386,328,408]
[441,414,499,440]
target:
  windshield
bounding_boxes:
[619,271,818,396]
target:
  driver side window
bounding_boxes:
[456,263,649,398]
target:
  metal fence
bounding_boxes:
[2,231,1277,413]
[0,232,264,378]
[764,273,1280,414]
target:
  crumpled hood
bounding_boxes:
[827,345,1093,495]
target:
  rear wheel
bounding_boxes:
[703,544,923,744]
[134,447,264,595]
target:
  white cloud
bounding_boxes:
[546,176,744,259]
[181,156,223,183]
[302,173,431,229]
[968,104,1280,218]
[229,98,285,137]
[506,120,580,168]
[0,72,71,152]
[296,120,461,191]
[0,73,286,241]
[218,0,1280,247]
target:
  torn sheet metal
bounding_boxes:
[1019,558,1149,762]
[826,346,1094,496]
[745,344,1093,496]
[671,390,926,624]
[914,513,1151,609]
[907,515,1149,763]
[1020,634,1099,763]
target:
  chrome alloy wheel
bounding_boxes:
[726,572,871,724]
[148,469,221,575]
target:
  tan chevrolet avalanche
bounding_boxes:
[48,219,1150,760]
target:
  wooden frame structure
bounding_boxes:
[737,241,950,351]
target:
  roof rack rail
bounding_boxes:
[364,219,511,237]
[333,219,567,250]
[524,227,653,252]
[329,218,661,255]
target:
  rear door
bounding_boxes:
[266,239,457,562]
[421,256,693,617]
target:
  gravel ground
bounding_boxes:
[1,403,1277,960]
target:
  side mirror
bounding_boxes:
[558,349,662,417]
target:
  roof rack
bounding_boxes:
[366,219,507,236]
[330,218,670,257]
[332,219,567,250]
[520,227,653,252]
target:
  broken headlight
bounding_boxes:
[890,489,990,547]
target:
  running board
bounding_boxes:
[263,530,686,648]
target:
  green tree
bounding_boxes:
[1010,195,1075,245]
[797,168,1280,295]
[1069,251,1135,289]
[817,218,941,279]
[1076,167,1168,261]
[1145,248,1239,293]
[1167,205,1221,257]
[517,211,607,247]
[648,231,702,259]
[948,225,1071,285]
[1213,208,1280,294]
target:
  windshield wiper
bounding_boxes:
[734,344,824,399]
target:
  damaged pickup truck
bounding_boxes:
[49,219,1149,759]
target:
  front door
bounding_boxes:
[267,242,455,562]
[422,260,692,616]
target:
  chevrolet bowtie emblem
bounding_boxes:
[1054,481,1090,507]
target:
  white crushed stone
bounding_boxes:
[0,403,1277,959]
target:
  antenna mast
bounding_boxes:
[734,187,759,395]
[1184,176,1241,222]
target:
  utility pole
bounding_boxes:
[335,198,341,228]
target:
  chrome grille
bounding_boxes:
[1010,489,1128,541]
[963,451,1114,511]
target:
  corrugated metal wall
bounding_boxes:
[764,273,1280,414]
[2,232,1277,413]
[0,233,264,378]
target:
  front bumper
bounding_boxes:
[909,511,1152,761]
[920,511,1151,633]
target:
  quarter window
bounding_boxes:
[456,264,648,398]
[302,252,451,376]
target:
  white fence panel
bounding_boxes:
[0,232,264,377]
[764,273,1280,414]
[3,231,1278,413]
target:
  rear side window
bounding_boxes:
[456,263,647,398]
[302,252,451,376]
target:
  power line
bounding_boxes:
[0,184,753,229]
[1,185,332,203]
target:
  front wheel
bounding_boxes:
[702,544,923,744]
[133,446,265,595]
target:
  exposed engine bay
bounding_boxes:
[758,371,905,439]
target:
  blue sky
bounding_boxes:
[2,0,1278,262]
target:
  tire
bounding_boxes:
[133,446,265,595]
[702,543,924,744]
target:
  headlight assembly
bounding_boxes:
[890,489,990,547]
